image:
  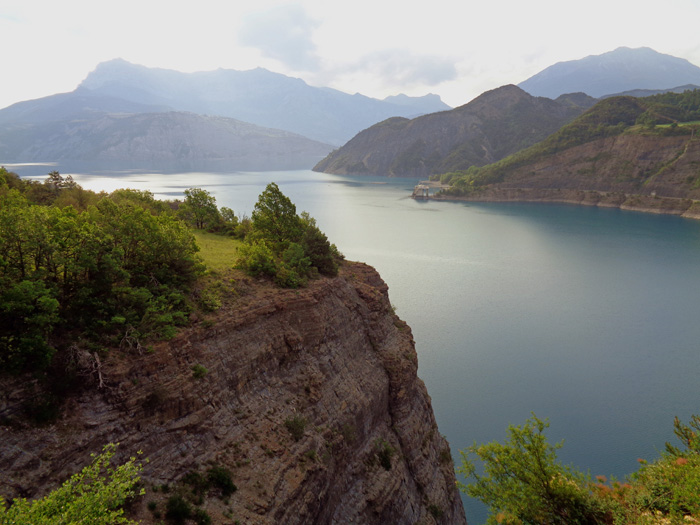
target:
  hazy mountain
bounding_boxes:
[76,59,451,145]
[0,91,169,125]
[382,93,451,115]
[314,85,591,178]
[0,110,332,167]
[519,47,700,99]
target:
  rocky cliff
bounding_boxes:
[0,262,466,524]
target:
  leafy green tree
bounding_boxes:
[250,182,303,248]
[0,443,144,524]
[179,187,220,230]
[236,241,277,277]
[301,223,339,276]
[0,279,59,373]
[458,414,606,524]
[219,206,238,232]
[0,186,202,372]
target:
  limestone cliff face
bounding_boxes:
[0,262,466,524]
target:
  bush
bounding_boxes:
[284,415,307,442]
[207,465,237,498]
[236,241,277,277]
[458,414,606,524]
[375,439,395,471]
[191,364,208,379]
[165,494,192,524]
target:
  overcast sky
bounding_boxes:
[3,0,700,110]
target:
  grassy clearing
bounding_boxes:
[192,230,242,273]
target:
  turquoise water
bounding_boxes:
[43,168,700,523]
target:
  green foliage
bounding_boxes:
[178,187,221,230]
[460,414,700,524]
[237,184,342,287]
[165,494,192,524]
[250,182,303,248]
[206,465,237,498]
[0,280,59,373]
[0,443,144,524]
[236,241,278,277]
[284,415,307,442]
[0,175,203,374]
[375,439,395,471]
[191,364,208,379]
[458,414,606,524]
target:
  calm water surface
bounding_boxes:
[32,167,700,523]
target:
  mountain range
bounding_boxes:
[3,47,700,172]
[67,59,450,146]
[313,47,700,179]
[313,86,596,177]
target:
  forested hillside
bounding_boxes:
[435,89,700,213]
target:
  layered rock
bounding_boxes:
[0,262,466,524]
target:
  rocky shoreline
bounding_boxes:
[432,187,700,220]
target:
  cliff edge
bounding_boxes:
[0,262,466,524]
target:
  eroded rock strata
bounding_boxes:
[0,262,466,524]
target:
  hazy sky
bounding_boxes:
[3,0,700,110]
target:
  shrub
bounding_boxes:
[236,241,277,277]
[284,415,307,442]
[191,364,208,379]
[207,465,237,498]
[165,495,192,525]
[375,439,395,471]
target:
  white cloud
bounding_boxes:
[238,4,321,71]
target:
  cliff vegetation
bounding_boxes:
[460,413,700,525]
[0,168,465,524]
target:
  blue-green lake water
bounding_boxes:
[21,167,700,523]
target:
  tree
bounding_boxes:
[250,182,303,248]
[0,443,144,524]
[179,187,220,230]
[458,414,605,524]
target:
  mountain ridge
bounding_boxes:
[434,89,700,217]
[518,47,700,99]
[313,85,594,177]
[75,58,451,145]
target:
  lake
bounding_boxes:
[18,166,700,523]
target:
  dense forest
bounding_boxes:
[0,168,340,380]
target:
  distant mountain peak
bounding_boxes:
[518,47,700,99]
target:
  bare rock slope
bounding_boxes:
[0,262,466,524]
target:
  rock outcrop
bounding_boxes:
[0,262,466,524]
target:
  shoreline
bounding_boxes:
[428,187,700,220]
